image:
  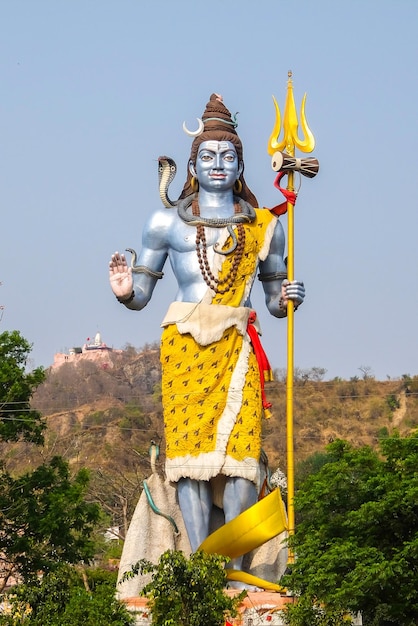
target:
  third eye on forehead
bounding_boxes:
[198,141,237,157]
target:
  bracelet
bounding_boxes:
[116,290,135,304]
[279,296,299,313]
[278,296,287,312]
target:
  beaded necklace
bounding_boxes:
[192,199,246,294]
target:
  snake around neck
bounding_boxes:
[177,194,256,227]
[177,194,256,257]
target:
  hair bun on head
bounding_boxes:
[201,94,239,134]
[179,94,258,208]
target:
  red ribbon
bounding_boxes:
[269,171,297,216]
[246,311,273,412]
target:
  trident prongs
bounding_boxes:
[268,71,315,157]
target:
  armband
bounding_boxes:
[258,271,287,282]
[132,265,164,279]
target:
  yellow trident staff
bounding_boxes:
[267,71,317,555]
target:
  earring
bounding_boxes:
[191,177,199,192]
[234,179,242,193]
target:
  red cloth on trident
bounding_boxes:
[246,311,273,415]
[269,171,297,216]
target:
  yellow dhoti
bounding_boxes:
[160,209,277,486]
[162,316,262,484]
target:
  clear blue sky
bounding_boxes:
[1,0,417,380]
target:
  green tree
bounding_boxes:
[0,330,46,444]
[122,550,244,626]
[1,564,134,626]
[281,594,353,626]
[0,331,102,589]
[295,450,330,487]
[283,433,418,625]
[0,456,101,588]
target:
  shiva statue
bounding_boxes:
[109,94,305,584]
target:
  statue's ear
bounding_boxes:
[188,160,196,177]
[238,161,244,177]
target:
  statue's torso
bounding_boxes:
[167,217,223,302]
[143,205,276,305]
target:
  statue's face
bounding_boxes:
[192,140,243,192]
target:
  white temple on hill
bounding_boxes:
[51,332,122,370]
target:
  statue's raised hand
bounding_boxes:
[109,252,133,300]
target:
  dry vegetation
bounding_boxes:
[263,374,418,472]
[3,346,417,537]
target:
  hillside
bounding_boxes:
[3,347,417,536]
[33,348,418,469]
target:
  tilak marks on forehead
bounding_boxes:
[198,141,236,154]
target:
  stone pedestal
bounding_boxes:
[117,474,288,599]
[122,591,294,626]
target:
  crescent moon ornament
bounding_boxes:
[182,118,204,137]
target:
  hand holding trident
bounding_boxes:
[267,71,318,559]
